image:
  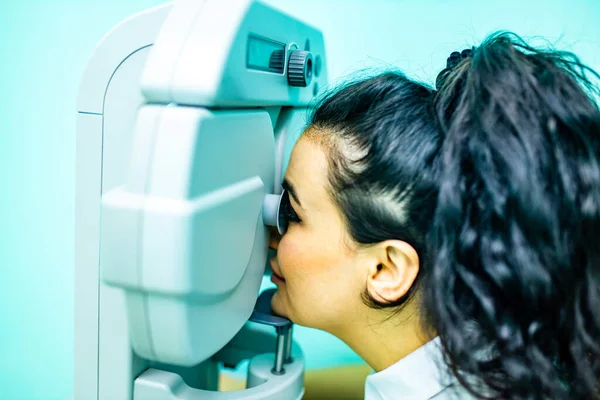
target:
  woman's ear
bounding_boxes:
[365,240,419,304]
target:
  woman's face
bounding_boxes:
[269,134,369,333]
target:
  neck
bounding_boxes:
[334,306,434,372]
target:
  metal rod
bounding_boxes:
[283,325,293,363]
[272,327,288,375]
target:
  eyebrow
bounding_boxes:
[282,178,304,209]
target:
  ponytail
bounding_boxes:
[426,32,600,399]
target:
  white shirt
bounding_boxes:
[364,337,475,400]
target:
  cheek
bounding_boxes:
[277,232,307,278]
[278,227,331,279]
[276,228,359,326]
[278,227,349,286]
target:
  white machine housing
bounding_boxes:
[75,1,327,399]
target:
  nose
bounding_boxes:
[268,226,282,250]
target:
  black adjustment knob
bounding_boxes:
[287,50,313,87]
[269,50,285,73]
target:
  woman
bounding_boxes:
[269,32,600,399]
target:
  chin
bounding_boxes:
[270,291,290,319]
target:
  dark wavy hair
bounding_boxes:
[308,71,442,311]
[306,32,600,399]
[426,32,600,399]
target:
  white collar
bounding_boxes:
[364,337,454,400]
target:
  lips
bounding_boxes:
[270,258,285,282]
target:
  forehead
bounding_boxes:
[285,135,330,206]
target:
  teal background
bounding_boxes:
[0,0,598,399]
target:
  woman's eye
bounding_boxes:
[284,202,301,224]
[280,191,301,226]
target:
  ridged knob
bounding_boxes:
[287,50,313,87]
[268,50,285,72]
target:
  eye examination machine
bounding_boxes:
[75,1,327,398]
